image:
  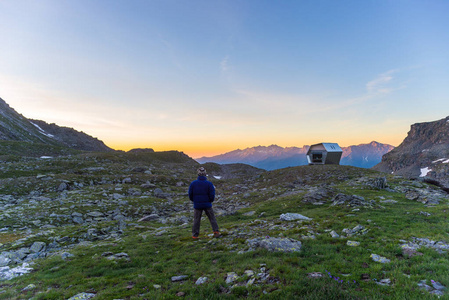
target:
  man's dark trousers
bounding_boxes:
[192,207,219,237]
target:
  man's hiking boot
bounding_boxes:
[213,231,221,238]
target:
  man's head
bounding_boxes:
[197,167,207,176]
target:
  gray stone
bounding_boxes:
[113,214,126,221]
[329,230,340,238]
[122,177,132,184]
[303,187,333,204]
[417,280,433,291]
[431,280,446,291]
[73,216,84,224]
[86,211,104,218]
[154,188,167,198]
[57,182,68,192]
[67,292,96,300]
[405,190,420,201]
[128,188,142,196]
[138,214,160,222]
[112,193,124,200]
[16,248,30,260]
[368,177,387,189]
[247,237,302,253]
[430,290,445,296]
[376,278,391,286]
[243,211,256,216]
[61,252,74,260]
[30,242,46,253]
[331,193,375,207]
[225,272,239,284]
[280,213,312,221]
[171,275,188,282]
[347,240,360,247]
[195,277,208,285]
[370,254,390,263]
[0,256,11,267]
[141,182,156,188]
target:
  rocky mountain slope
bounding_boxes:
[373,116,449,188]
[0,151,448,299]
[0,97,113,153]
[197,142,394,170]
[0,98,58,146]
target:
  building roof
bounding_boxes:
[321,143,342,152]
[307,143,342,155]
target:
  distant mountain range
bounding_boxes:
[196,141,394,170]
[373,116,449,189]
[0,97,113,153]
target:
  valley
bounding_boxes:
[1,151,448,299]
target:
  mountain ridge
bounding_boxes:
[0,97,114,153]
[197,142,394,170]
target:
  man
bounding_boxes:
[188,167,220,239]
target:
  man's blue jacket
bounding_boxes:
[189,176,215,209]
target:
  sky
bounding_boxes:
[1,0,449,158]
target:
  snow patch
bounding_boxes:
[444,159,449,164]
[213,176,222,180]
[30,122,54,138]
[0,263,33,281]
[40,156,53,159]
[420,167,432,177]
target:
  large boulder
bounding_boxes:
[246,237,302,253]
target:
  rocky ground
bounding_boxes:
[1,151,449,299]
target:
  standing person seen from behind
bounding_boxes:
[189,167,220,239]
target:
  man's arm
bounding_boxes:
[208,182,215,202]
[188,183,194,201]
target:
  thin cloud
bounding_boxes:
[220,55,230,72]
[366,69,398,94]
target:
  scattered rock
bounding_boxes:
[417,279,446,295]
[347,240,360,247]
[138,214,160,222]
[302,187,334,204]
[86,211,104,218]
[307,272,323,278]
[243,211,256,216]
[61,252,74,260]
[376,278,391,286]
[30,242,46,253]
[370,254,391,263]
[171,275,188,282]
[279,213,312,221]
[57,182,68,192]
[367,177,387,189]
[21,284,36,291]
[67,292,96,300]
[122,178,132,184]
[0,263,33,281]
[342,225,368,237]
[331,193,375,208]
[195,277,208,285]
[329,230,340,238]
[246,237,302,253]
[225,272,239,284]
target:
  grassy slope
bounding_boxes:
[0,156,448,299]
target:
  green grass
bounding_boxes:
[1,158,449,299]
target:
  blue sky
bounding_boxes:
[1,0,448,157]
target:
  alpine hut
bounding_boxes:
[306,143,343,165]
